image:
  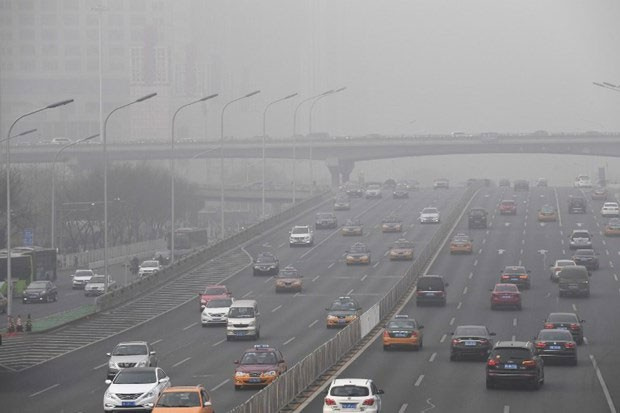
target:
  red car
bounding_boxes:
[499,200,517,215]
[490,283,521,310]
[199,285,232,311]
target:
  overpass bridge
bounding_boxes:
[11,133,620,186]
[197,185,312,202]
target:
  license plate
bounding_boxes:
[465,340,477,346]
[559,326,568,330]
[425,292,435,296]
[395,333,407,338]
[504,364,518,369]
[511,278,519,282]
[549,345,561,350]
[569,285,578,289]
[122,401,136,407]
[235,331,246,336]
[502,295,511,299]
[342,403,357,409]
[338,319,346,324]
[248,378,262,383]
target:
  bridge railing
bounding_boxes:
[227,185,478,413]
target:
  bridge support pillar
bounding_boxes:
[326,158,355,187]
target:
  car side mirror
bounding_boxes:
[444,282,449,287]
[106,352,111,357]
[256,312,260,316]
[419,325,424,329]
[490,332,496,336]
[377,389,385,395]
[450,332,454,335]
[489,289,494,292]
[159,377,169,383]
[204,401,212,407]
[105,379,112,385]
[527,270,531,273]
[150,351,156,356]
[581,320,586,323]
[234,360,240,364]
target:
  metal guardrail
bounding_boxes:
[60,238,167,270]
[227,186,478,413]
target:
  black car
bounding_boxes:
[415,275,448,306]
[345,187,364,198]
[486,341,544,390]
[558,266,590,298]
[22,280,58,303]
[534,329,577,365]
[252,252,279,276]
[392,183,409,199]
[514,180,529,191]
[571,249,599,270]
[315,212,338,229]
[450,325,496,361]
[568,196,586,214]
[543,312,585,344]
[468,208,488,229]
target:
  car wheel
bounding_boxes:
[256,330,260,340]
[226,336,231,341]
[577,337,584,345]
[53,294,58,302]
[419,339,423,349]
[486,378,494,389]
[517,304,522,310]
[234,385,241,391]
[571,357,578,366]
[531,377,541,390]
[490,304,496,310]
[383,345,390,351]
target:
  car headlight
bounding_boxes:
[201,299,207,304]
[327,315,337,320]
[142,390,154,399]
[263,370,277,376]
[248,320,256,326]
[236,371,248,377]
[108,361,116,368]
[137,360,147,367]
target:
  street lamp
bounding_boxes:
[51,133,100,251]
[292,90,334,204]
[262,93,297,217]
[220,90,260,239]
[308,87,346,193]
[170,94,218,264]
[5,99,74,317]
[103,92,156,293]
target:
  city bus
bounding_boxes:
[0,247,57,296]
[167,227,208,252]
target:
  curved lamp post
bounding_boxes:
[103,93,157,293]
[5,99,74,316]
[170,94,218,264]
[262,93,297,217]
[219,90,260,240]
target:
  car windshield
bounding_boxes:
[503,267,526,274]
[490,348,531,361]
[156,392,201,408]
[345,219,360,226]
[113,344,148,356]
[556,261,575,267]
[541,205,554,213]
[206,298,232,308]
[387,320,416,330]
[27,282,47,290]
[571,232,590,238]
[317,213,333,219]
[89,276,105,284]
[574,250,594,256]
[394,241,414,249]
[547,313,578,323]
[74,270,93,276]
[256,255,275,263]
[383,216,400,223]
[278,270,300,278]
[329,301,357,311]
[349,244,367,253]
[142,261,159,267]
[241,351,277,365]
[229,307,254,318]
[501,200,515,206]
[204,287,226,295]
[470,209,485,215]
[538,330,573,341]
[454,326,487,337]
[292,227,309,234]
[417,279,443,290]
[495,284,518,292]
[559,269,587,280]
[422,208,438,214]
[331,385,370,397]
[113,370,156,384]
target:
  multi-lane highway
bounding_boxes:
[302,186,619,413]
[0,186,465,412]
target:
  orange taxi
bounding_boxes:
[233,344,287,390]
[382,315,424,351]
[449,233,473,254]
[381,216,403,232]
[604,218,620,236]
[389,239,414,261]
[537,205,557,222]
[152,386,214,413]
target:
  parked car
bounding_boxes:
[23,280,58,303]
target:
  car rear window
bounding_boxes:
[417,278,444,291]
[559,268,588,281]
[537,330,573,341]
[547,313,578,323]
[571,231,590,238]
[331,385,370,397]
[454,326,487,336]
[490,348,531,360]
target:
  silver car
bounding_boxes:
[107,341,157,379]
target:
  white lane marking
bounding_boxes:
[614,274,618,282]
[312,275,320,282]
[469,272,474,279]
[513,318,518,327]
[361,274,368,282]
[462,287,468,295]
[272,305,282,312]
[277,242,286,248]
[545,292,551,298]
[583,337,589,345]
[482,238,487,244]
[520,248,524,255]
[561,239,565,245]
[263,276,273,284]
[449,317,455,326]
[440,334,447,343]
[522,239,525,245]
[212,339,226,347]
[610,261,615,268]
[347,289,354,295]
[150,339,163,345]
[590,355,618,413]
[294,292,300,297]
[572,303,578,312]
[29,383,60,398]
[173,357,191,368]
[474,259,478,266]
[242,290,253,298]
[504,406,510,413]
[562,249,566,255]
[283,337,296,345]
[183,322,198,331]
[308,320,318,328]
[328,262,335,269]
[606,250,610,256]
[93,362,108,370]
[457,302,462,310]
[429,352,437,362]
[554,188,563,227]
[602,239,607,245]
[398,404,408,413]
[478,249,482,255]
[210,379,230,392]
[373,262,380,268]
[518,259,522,266]
[414,374,424,386]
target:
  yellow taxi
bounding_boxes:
[152,386,214,413]
[382,315,424,351]
[233,344,287,390]
[341,218,363,236]
[449,233,473,254]
[381,216,403,232]
[345,242,371,265]
[389,239,414,261]
[604,218,620,236]
[537,204,557,222]
[326,296,362,328]
[274,266,303,293]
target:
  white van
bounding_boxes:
[226,299,260,341]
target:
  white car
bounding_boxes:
[138,260,163,277]
[84,275,116,296]
[323,378,384,413]
[289,225,314,247]
[364,184,382,199]
[433,178,450,189]
[549,259,576,282]
[574,175,592,188]
[601,202,620,217]
[71,269,95,289]
[201,296,234,326]
[103,367,170,412]
[419,207,440,223]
